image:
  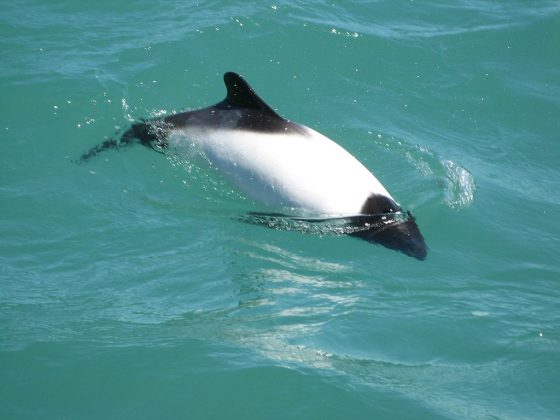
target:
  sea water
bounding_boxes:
[1,1,559,418]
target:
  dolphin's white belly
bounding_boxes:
[172,125,392,216]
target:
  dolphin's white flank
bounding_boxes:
[168,126,392,216]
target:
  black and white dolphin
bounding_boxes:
[81,72,427,260]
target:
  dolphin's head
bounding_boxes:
[349,212,428,260]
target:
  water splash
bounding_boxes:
[441,159,475,209]
[371,133,475,209]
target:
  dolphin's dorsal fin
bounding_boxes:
[220,72,280,118]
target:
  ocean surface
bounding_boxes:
[1,1,559,418]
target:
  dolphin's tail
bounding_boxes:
[79,137,121,162]
[79,120,168,162]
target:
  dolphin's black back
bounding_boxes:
[79,72,305,162]
[164,72,306,134]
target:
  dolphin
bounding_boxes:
[81,72,427,260]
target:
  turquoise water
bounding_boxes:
[1,1,559,418]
